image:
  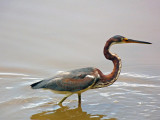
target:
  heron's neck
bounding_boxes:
[103,40,122,83]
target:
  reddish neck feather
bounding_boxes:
[102,39,121,82]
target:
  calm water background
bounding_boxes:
[0,0,160,120]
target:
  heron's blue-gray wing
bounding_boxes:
[31,67,100,92]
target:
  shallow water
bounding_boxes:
[0,0,160,120]
[0,70,160,120]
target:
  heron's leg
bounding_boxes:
[58,93,73,105]
[78,93,81,107]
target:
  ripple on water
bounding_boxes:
[0,72,29,77]
[22,101,49,109]
[120,72,160,79]
[112,81,160,88]
[99,92,125,97]
[89,103,100,106]
[5,87,14,90]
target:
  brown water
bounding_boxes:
[0,0,160,120]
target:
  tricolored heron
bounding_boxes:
[31,35,151,106]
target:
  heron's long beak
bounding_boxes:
[124,38,152,44]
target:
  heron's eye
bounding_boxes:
[123,38,128,41]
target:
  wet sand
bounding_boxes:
[0,0,160,120]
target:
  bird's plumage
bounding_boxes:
[31,67,100,93]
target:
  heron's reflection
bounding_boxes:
[30,105,117,120]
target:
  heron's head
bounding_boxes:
[111,35,152,44]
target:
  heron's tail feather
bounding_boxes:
[31,80,45,89]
